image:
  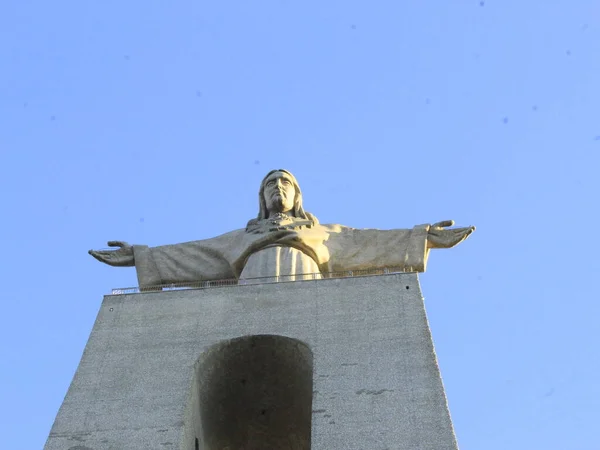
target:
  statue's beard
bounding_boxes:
[268,193,290,214]
[271,196,284,212]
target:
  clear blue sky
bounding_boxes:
[1,1,599,449]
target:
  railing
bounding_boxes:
[109,267,408,295]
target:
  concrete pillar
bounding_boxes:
[45,273,457,450]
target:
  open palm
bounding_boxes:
[88,241,135,267]
[427,220,475,249]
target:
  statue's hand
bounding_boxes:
[88,241,135,267]
[427,220,475,249]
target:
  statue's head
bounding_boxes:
[261,170,297,216]
[249,169,318,226]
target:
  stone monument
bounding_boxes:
[45,169,474,450]
[88,169,474,286]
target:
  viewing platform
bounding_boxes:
[109,266,409,295]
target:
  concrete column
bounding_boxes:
[45,273,457,450]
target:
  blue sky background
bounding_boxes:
[1,1,599,448]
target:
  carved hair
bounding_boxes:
[246,169,318,230]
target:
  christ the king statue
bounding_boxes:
[89,169,475,287]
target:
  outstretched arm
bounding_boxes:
[324,220,475,274]
[89,230,244,287]
[132,239,236,287]
[324,224,430,273]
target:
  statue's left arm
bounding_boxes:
[324,224,429,273]
[323,221,474,273]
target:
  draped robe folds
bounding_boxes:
[132,223,431,288]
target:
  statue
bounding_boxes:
[89,169,474,287]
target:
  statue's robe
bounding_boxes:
[132,221,431,288]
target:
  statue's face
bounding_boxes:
[263,171,296,215]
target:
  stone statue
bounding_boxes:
[89,169,474,287]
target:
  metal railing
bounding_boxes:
[109,267,408,295]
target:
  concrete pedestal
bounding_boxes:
[45,273,457,450]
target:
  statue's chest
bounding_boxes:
[258,214,313,232]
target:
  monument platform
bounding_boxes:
[45,273,457,450]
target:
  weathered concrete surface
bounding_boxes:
[45,273,458,450]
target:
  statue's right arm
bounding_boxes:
[88,241,135,267]
[89,230,244,287]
